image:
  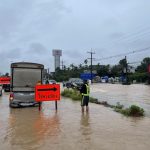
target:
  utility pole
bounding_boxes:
[124,56,130,84]
[61,60,65,70]
[47,68,50,79]
[148,64,150,84]
[87,49,95,83]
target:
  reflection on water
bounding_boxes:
[80,113,92,149]
[7,108,60,150]
[81,113,90,127]
[80,113,91,141]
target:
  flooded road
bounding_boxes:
[91,84,150,116]
[0,84,150,150]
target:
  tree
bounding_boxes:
[70,64,75,70]
[84,59,88,65]
[97,65,110,77]
[136,57,150,73]
[119,57,127,72]
[110,65,122,77]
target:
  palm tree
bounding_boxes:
[70,63,75,70]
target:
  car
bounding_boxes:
[43,79,57,84]
[48,80,57,84]
[0,84,2,96]
[3,84,10,92]
[66,78,83,89]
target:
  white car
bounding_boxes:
[48,80,57,84]
[0,84,2,96]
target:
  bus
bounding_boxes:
[9,62,44,107]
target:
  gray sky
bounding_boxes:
[0,0,150,73]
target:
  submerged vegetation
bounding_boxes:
[61,89,145,117]
[61,88,97,102]
[114,104,144,117]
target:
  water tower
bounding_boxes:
[52,49,62,71]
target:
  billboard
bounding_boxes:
[0,77,11,84]
[80,73,96,80]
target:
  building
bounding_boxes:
[52,49,62,71]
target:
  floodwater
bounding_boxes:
[0,84,150,150]
[91,83,150,116]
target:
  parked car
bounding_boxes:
[3,84,10,92]
[43,79,57,84]
[66,78,83,89]
[0,84,2,96]
[48,80,57,84]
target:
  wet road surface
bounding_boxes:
[0,84,150,150]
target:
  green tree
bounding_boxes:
[119,57,127,72]
[110,65,122,77]
[136,57,150,73]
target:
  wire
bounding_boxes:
[94,46,150,61]
[128,61,141,65]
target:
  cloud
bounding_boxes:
[28,43,47,54]
[109,32,125,39]
[0,0,150,73]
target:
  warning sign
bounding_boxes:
[0,77,10,84]
[35,84,60,102]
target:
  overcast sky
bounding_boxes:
[0,0,150,73]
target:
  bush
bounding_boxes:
[115,102,124,109]
[61,88,82,100]
[128,105,144,116]
[70,89,82,100]
[89,97,98,103]
[115,105,144,117]
[61,89,97,102]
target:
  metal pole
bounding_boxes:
[55,101,57,110]
[87,49,95,83]
[125,56,128,84]
[39,102,41,111]
[91,52,92,81]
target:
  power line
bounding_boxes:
[95,46,150,61]
[95,25,150,52]
[128,61,141,65]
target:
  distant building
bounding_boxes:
[52,49,62,71]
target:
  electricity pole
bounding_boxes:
[87,49,95,83]
[124,56,130,84]
[61,60,65,70]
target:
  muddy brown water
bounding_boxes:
[0,84,150,150]
[91,83,150,116]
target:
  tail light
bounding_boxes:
[9,93,14,101]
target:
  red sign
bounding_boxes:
[148,64,150,73]
[35,84,60,102]
[0,77,10,84]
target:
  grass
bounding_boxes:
[61,88,145,117]
[61,88,97,102]
[61,88,82,101]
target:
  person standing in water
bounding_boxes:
[80,80,90,112]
